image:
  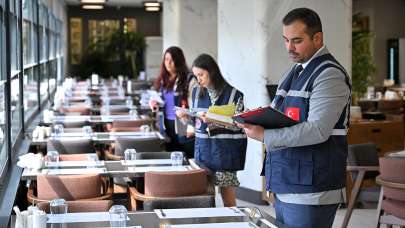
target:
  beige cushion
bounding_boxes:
[145,169,207,197]
[37,174,102,200]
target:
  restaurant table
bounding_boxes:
[21,160,195,181]
[10,207,281,228]
[30,131,164,146]
[42,114,144,125]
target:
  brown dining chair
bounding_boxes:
[37,200,113,213]
[143,195,215,210]
[128,169,212,210]
[378,99,403,114]
[376,157,405,227]
[108,119,154,132]
[56,121,91,128]
[44,153,96,161]
[62,153,97,161]
[27,174,112,204]
[47,138,96,154]
[58,106,91,115]
[105,137,164,161]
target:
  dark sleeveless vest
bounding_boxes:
[192,85,247,172]
[265,53,351,193]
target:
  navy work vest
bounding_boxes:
[192,85,247,172]
[158,73,196,143]
[265,53,351,193]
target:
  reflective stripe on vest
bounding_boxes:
[193,87,237,107]
[332,129,347,136]
[195,132,247,139]
[228,88,237,104]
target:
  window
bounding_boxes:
[23,67,38,121]
[23,20,32,65]
[49,59,56,93]
[39,63,48,102]
[11,77,20,142]
[0,2,6,179]
[0,81,5,166]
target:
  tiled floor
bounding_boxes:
[215,190,379,228]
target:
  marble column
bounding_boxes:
[163,0,217,63]
[217,0,352,201]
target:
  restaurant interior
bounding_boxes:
[0,0,405,227]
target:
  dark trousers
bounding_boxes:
[164,118,181,152]
[164,118,195,158]
[275,195,339,228]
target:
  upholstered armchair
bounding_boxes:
[128,169,213,210]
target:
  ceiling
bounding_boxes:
[63,0,152,7]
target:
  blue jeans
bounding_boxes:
[275,195,339,228]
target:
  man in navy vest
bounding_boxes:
[238,8,351,228]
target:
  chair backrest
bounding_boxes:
[59,106,91,115]
[62,127,85,133]
[57,121,90,128]
[379,157,405,201]
[114,138,163,156]
[135,152,179,160]
[37,200,113,213]
[348,143,380,180]
[59,153,95,161]
[112,119,153,128]
[105,107,130,113]
[37,174,102,200]
[378,99,403,111]
[107,99,126,105]
[47,139,95,154]
[143,195,215,210]
[145,169,207,197]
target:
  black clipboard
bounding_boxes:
[233,105,298,129]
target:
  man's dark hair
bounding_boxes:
[282,8,322,37]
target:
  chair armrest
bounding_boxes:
[105,150,121,161]
[27,187,50,204]
[128,187,157,202]
[376,175,405,189]
[346,166,380,172]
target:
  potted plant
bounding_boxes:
[351,13,377,105]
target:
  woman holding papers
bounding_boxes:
[179,53,247,207]
[150,46,198,158]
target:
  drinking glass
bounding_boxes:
[50,199,68,214]
[171,152,183,166]
[82,126,93,136]
[124,149,137,164]
[140,125,151,133]
[126,98,133,108]
[109,205,127,227]
[87,154,100,168]
[53,124,64,136]
[46,151,60,167]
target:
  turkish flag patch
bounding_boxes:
[285,107,300,121]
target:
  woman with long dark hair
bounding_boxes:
[150,46,197,157]
[179,53,247,206]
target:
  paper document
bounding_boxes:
[42,168,106,175]
[46,160,105,168]
[121,159,172,166]
[47,212,133,224]
[170,222,259,228]
[127,165,191,173]
[155,207,245,219]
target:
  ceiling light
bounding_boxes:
[82,4,104,9]
[144,2,160,7]
[81,0,106,3]
[145,6,160,12]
